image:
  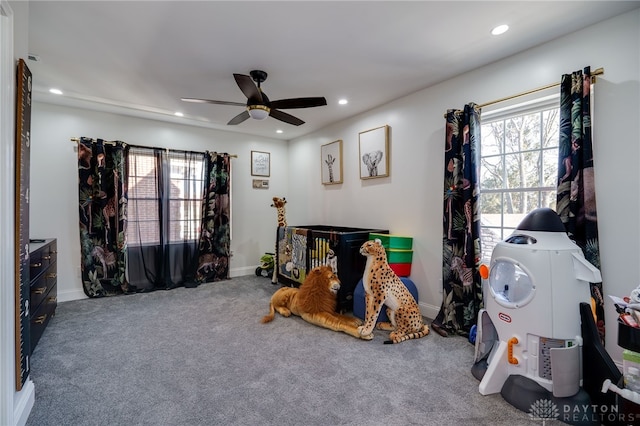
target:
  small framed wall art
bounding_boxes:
[251,150,270,177]
[320,140,343,185]
[359,125,389,179]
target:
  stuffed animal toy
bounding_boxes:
[358,239,429,344]
[261,265,369,340]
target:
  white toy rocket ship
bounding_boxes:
[473,208,601,401]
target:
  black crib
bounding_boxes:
[275,225,388,312]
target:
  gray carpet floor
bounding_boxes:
[26,275,533,425]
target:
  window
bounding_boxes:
[127,147,205,246]
[479,95,559,262]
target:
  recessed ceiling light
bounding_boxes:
[174,112,184,117]
[338,99,348,105]
[276,129,283,134]
[49,88,63,95]
[491,24,509,36]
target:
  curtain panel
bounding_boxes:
[432,104,483,337]
[556,66,604,340]
[196,152,231,283]
[77,137,129,297]
[126,147,205,291]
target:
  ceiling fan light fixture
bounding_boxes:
[247,104,270,120]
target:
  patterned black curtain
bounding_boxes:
[556,66,604,340]
[77,137,128,297]
[431,104,483,337]
[126,147,205,290]
[196,152,231,283]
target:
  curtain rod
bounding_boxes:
[444,67,604,117]
[70,137,118,146]
[479,67,604,109]
[70,138,237,158]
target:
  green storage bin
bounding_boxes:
[387,249,413,263]
[369,233,413,250]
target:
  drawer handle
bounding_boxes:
[47,296,57,303]
[34,314,47,324]
[33,287,46,295]
[43,255,51,260]
[51,250,58,254]
[30,262,42,268]
[46,272,57,279]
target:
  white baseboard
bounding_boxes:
[58,289,87,303]
[229,266,255,277]
[420,301,440,322]
[14,378,34,426]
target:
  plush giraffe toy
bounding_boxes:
[270,197,287,284]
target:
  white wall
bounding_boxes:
[29,104,289,302]
[288,10,640,363]
[3,1,35,425]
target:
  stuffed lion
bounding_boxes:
[261,265,370,340]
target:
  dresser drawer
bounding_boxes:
[29,241,57,281]
[45,240,57,265]
[29,251,47,282]
[30,268,57,310]
[30,282,57,351]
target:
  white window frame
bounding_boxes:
[479,91,560,262]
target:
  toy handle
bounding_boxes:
[508,337,519,365]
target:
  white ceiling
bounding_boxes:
[26,1,640,141]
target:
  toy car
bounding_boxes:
[255,252,275,278]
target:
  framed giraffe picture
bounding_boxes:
[321,140,343,185]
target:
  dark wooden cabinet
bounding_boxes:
[29,238,57,353]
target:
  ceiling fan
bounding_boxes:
[181,70,327,126]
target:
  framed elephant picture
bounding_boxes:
[359,125,389,179]
[321,140,343,185]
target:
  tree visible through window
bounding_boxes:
[480,99,559,262]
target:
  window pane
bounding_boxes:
[542,109,560,148]
[480,156,503,190]
[521,112,541,150]
[504,116,524,154]
[480,226,502,264]
[128,220,160,245]
[504,153,522,189]
[522,149,542,187]
[480,192,502,216]
[542,148,558,187]
[481,122,503,156]
[541,191,557,211]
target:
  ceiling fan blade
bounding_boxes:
[233,74,263,103]
[270,97,327,110]
[181,98,246,107]
[227,110,250,125]
[270,109,304,126]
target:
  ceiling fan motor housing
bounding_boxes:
[250,70,268,85]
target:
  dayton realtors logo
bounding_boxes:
[528,399,559,424]
[528,399,638,424]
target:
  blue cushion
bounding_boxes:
[353,277,419,322]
